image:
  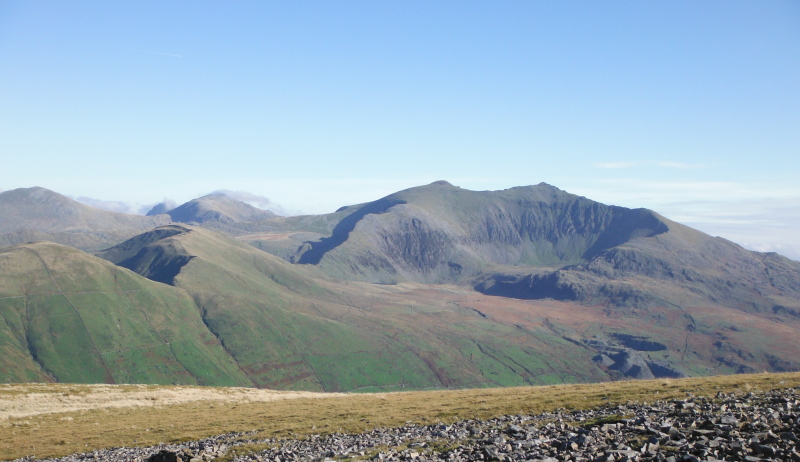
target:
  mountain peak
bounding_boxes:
[3,186,71,202]
[167,194,276,225]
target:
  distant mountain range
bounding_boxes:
[1,183,799,390]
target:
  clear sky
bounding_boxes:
[1,1,798,259]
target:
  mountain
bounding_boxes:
[0,187,170,251]
[161,193,276,232]
[0,240,250,385]
[251,181,799,316]
[278,180,670,283]
[94,222,800,389]
[2,182,800,389]
[97,225,617,390]
[475,220,800,314]
[0,187,280,251]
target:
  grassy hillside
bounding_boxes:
[0,241,251,386]
[100,226,614,391]
[96,225,800,391]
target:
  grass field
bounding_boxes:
[2,372,800,461]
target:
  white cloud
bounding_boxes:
[74,196,139,214]
[688,222,800,261]
[210,189,292,215]
[564,179,800,261]
[137,198,178,215]
[594,162,640,169]
[594,161,706,170]
[212,189,273,209]
[653,161,706,170]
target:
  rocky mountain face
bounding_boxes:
[475,220,800,315]
[284,181,671,284]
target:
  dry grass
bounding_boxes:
[0,383,343,420]
[2,372,800,461]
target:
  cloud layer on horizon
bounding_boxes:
[594,161,707,170]
[566,179,800,261]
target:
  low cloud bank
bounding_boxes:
[74,196,140,214]
[213,189,287,215]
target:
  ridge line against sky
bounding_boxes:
[1,1,798,259]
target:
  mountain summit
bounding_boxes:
[288,181,670,282]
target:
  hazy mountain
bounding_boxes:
[166,193,276,225]
[145,201,175,216]
[0,187,170,251]
[0,187,278,251]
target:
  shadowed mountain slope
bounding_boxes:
[475,217,800,315]
[0,187,171,252]
[0,241,251,386]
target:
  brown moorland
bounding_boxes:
[2,372,800,461]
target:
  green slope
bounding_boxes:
[100,225,610,391]
[0,241,251,386]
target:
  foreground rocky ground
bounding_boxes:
[16,387,800,462]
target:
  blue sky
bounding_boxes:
[1,1,798,259]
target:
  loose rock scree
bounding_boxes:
[15,387,800,462]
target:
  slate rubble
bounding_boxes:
[16,387,800,462]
